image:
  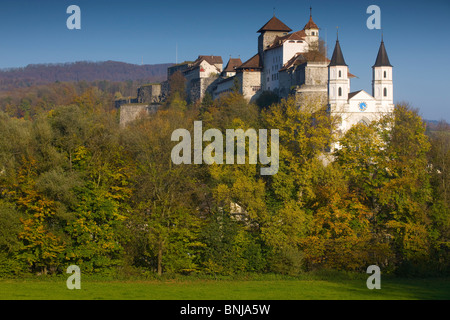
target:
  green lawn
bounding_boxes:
[1,277,449,300]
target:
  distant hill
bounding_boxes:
[0,61,173,91]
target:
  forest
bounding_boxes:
[0,76,449,278]
[0,61,171,91]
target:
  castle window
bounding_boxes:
[338,87,342,97]
[338,70,341,78]
[384,71,387,78]
[312,32,315,36]
[384,88,387,97]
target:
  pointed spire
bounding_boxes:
[373,38,392,67]
[303,7,318,30]
[329,37,347,67]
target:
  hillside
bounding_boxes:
[0,61,173,91]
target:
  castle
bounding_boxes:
[119,10,394,137]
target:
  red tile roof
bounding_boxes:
[223,58,243,72]
[198,55,223,65]
[236,53,263,71]
[257,15,292,33]
[184,55,223,73]
[280,51,329,71]
[266,30,307,50]
[303,16,319,30]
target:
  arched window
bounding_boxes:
[338,70,341,78]
[384,71,387,78]
[338,87,342,97]
[383,87,387,97]
[359,117,370,126]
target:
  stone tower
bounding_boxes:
[257,15,292,60]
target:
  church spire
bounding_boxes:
[373,38,392,67]
[329,37,347,66]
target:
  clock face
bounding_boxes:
[359,102,367,111]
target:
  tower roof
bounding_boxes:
[329,39,347,67]
[223,58,243,72]
[373,40,392,67]
[257,15,292,33]
[303,15,318,30]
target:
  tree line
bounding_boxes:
[0,61,171,91]
[0,81,449,277]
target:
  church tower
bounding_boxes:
[328,36,350,110]
[372,38,393,108]
[303,7,319,51]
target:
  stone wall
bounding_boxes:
[239,71,262,102]
[119,104,160,126]
[115,97,138,109]
[137,84,162,103]
[213,77,235,99]
[187,75,220,103]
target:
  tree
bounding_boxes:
[427,120,450,271]
[255,91,280,111]
[259,97,334,273]
[122,108,203,275]
[334,105,438,272]
[168,71,187,101]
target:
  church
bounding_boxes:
[327,33,394,136]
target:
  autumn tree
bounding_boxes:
[121,106,203,275]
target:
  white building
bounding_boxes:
[328,36,394,138]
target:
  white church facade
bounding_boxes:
[327,35,394,136]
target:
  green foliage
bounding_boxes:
[255,90,280,110]
[0,82,448,278]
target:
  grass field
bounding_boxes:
[1,275,449,300]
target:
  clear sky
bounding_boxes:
[0,0,449,121]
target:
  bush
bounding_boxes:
[268,247,304,276]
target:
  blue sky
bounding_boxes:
[0,0,449,121]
